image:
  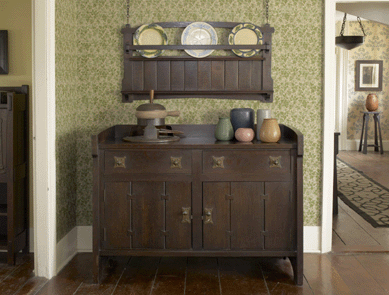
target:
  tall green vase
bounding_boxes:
[215,117,234,141]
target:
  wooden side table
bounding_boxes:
[359,111,383,154]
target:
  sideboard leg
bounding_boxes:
[290,256,303,286]
[93,254,101,284]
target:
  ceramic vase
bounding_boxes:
[230,108,255,132]
[215,117,234,141]
[235,128,255,142]
[256,109,271,140]
[366,93,378,112]
[259,118,281,143]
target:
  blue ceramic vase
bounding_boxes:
[230,108,255,132]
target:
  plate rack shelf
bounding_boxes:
[121,22,274,103]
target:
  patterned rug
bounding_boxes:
[337,159,389,227]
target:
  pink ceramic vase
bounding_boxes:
[235,128,255,142]
[259,118,281,143]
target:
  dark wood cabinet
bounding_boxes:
[92,124,303,285]
[0,86,29,264]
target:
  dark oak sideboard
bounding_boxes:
[92,124,303,285]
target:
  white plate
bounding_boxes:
[229,23,263,57]
[181,22,218,58]
[133,24,168,58]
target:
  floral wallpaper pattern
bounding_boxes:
[56,0,324,241]
[56,0,78,241]
[347,21,389,141]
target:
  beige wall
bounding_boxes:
[0,0,32,87]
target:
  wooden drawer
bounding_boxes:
[104,150,192,174]
[202,150,290,177]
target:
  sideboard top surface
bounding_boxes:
[93,124,303,155]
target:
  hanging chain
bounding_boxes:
[339,13,347,36]
[339,13,366,37]
[357,17,366,36]
[265,0,270,24]
[126,0,130,25]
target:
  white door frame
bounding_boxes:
[32,0,57,278]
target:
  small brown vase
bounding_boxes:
[366,93,378,112]
[259,118,281,143]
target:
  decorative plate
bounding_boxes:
[181,22,218,58]
[229,23,263,57]
[133,24,168,58]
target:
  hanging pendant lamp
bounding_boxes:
[336,13,366,50]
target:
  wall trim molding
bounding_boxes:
[33,0,57,279]
[56,226,78,274]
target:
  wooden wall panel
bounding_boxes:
[185,61,198,91]
[157,61,171,90]
[238,61,251,90]
[224,61,238,90]
[197,61,212,90]
[211,61,224,90]
[144,61,157,90]
[132,61,144,90]
[171,61,185,91]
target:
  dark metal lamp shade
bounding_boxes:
[336,35,365,50]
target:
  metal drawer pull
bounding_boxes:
[204,208,213,224]
[269,156,282,168]
[171,156,182,169]
[114,156,126,168]
[212,156,225,169]
[181,207,191,223]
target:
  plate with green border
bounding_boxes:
[228,23,263,57]
[133,24,168,58]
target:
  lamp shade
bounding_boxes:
[335,35,365,50]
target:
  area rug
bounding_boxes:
[337,159,389,227]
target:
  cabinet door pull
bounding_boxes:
[114,156,126,168]
[269,156,282,168]
[171,156,182,169]
[182,207,191,223]
[212,156,225,169]
[204,208,213,224]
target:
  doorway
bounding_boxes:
[332,1,389,252]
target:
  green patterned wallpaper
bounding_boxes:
[56,0,323,241]
[347,21,389,141]
[56,0,79,241]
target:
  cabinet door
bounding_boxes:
[131,182,165,249]
[165,182,192,249]
[264,182,294,250]
[203,182,230,250]
[202,182,264,250]
[230,182,264,250]
[103,182,132,249]
[103,181,192,250]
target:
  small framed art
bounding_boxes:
[355,60,383,91]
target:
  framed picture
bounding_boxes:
[0,30,8,75]
[355,60,383,91]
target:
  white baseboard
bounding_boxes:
[303,226,321,253]
[56,226,78,274]
[346,139,389,151]
[77,226,93,252]
[30,224,323,274]
[53,225,322,273]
